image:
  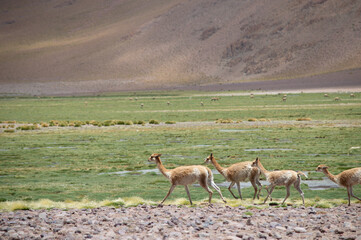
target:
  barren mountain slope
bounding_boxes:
[0,0,360,95]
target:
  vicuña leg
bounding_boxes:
[256,178,263,199]
[236,182,243,200]
[264,185,275,203]
[185,185,193,205]
[350,186,361,202]
[200,177,213,203]
[282,185,291,205]
[228,182,238,199]
[250,179,258,200]
[209,180,227,203]
[161,185,176,205]
[250,167,261,199]
[294,179,305,205]
[347,186,352,206]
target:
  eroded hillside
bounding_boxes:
[0,0,360,95]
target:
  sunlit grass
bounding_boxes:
[1,197,358,212]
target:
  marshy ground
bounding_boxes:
[0,92,360,210]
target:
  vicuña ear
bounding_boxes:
[210,153,213,157]
[157,154,162,157]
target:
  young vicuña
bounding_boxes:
[252,157,307,205]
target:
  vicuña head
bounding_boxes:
[204,153,213,164]
[148,153,161,162]
[315,164,328,172]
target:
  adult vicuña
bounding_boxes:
[316,165,361,206]
[252,157,307,205]
[204,153,262,200]
[148,153,226,205]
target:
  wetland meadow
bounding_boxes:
[0,91,360,210]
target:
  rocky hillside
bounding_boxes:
[1,0,361,95]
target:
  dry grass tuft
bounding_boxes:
[0,198,356,212]
[296,117,312,121]
[247,118,258,122]
[215,119,233,124]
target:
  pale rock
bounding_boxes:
[275,226,287,231]
[294,227,307,233]
[39,212,47,220]
[269,222,281,228]
[273,232,282,239]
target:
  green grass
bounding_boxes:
[0,91,360,209]
[0,92,360,123]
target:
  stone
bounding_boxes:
[294,227,307,233]
[169,232,182,238]
[236,233,243,238]
[273,232,282,239]
[269,222,281,228]
[334,229,344,234]
[257,232,267,238]
[275,226,287,231]
[39,212,47,220]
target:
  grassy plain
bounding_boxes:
[0,92,360,209]
[1,92,361,122]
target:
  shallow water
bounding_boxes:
[192,144,212,147]
[101,168,340,190]
[99,169,160,176]
[219,129,259,133]
[23,146,77,150]
[195,178,339,190]
[303,178,339,190]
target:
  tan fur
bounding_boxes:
[252,158,306,205]
[148,153,226,205]
[316,164,361,206]
[205,154,262,200]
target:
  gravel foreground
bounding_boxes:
[1,204,360,240]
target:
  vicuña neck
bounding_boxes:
[155,158,170,178]
[257,160,270,176]
[323,169,338,183]
[211,158,225,176]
